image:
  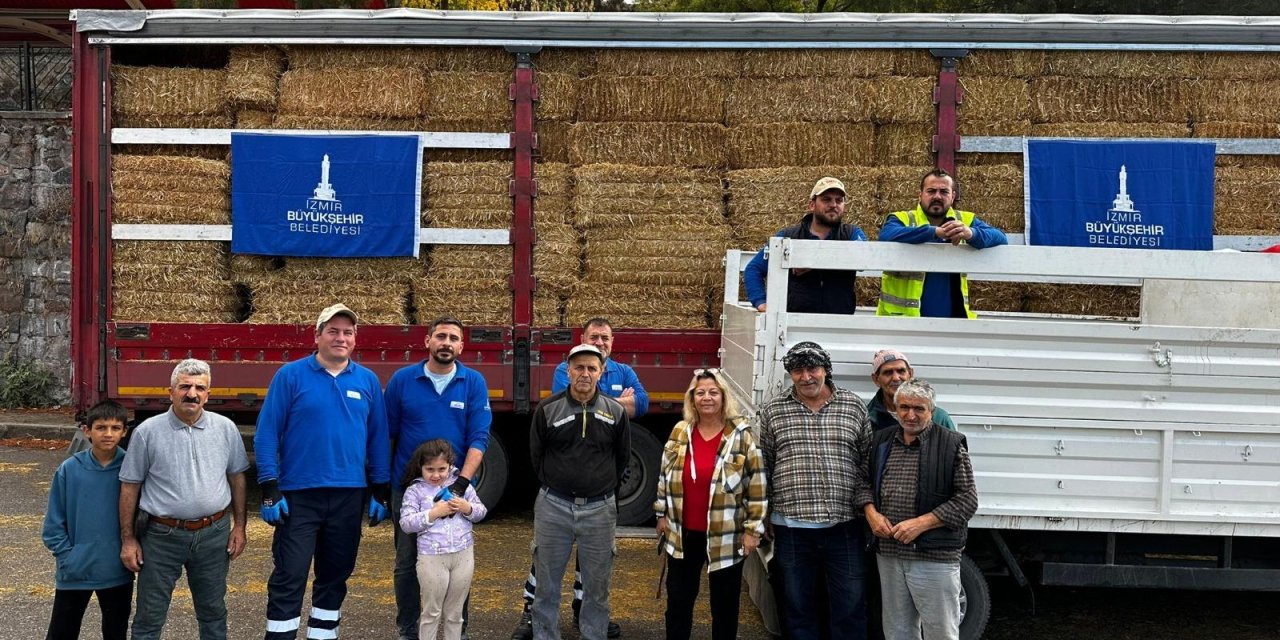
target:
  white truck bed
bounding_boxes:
[720,240,1280,537]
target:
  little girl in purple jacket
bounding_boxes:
[399,439,487,640]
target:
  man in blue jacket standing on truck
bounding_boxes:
[385,315,492,640]
[744,176,868,314]
[256,303,392,640]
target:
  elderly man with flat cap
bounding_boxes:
[528,344,632,640]
[744,176,869,314]
[867,349,957,432]
[757,341,873,640]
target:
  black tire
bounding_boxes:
[616,423,662,526]
[473,433,509,514]
[959,553,991,640]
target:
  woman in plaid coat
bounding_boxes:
[654,369,768,640]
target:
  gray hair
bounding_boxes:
[894,379,935,411]
[170,358,211,387]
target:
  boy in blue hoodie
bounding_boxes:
[42,400,134,640]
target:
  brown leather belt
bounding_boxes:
[150,509,227,531]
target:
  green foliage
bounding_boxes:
[0,353,59,409]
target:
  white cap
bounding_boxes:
[315,303,358,331]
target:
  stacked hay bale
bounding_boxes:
[226,46,284,129]
[567,54,735,328]
[417,161,513,326]
[112,65,230,128]
[275,47,428,132]
[248,258,416,325]
[533,162,579,327]
[534,48,594,163]
[111,155,242,323]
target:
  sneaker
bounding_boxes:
[510,609,533,640]
[573,615,622,638]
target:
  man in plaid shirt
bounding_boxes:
[858,379,978,640]
[758,341,873,640]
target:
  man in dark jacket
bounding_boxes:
[744,176,868,314]
[857,379,977,640]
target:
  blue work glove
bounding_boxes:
[434,486,456,502]
[448,475,471,498]
[368,482,391,527]
[260,480,289,526]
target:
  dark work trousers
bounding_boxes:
[772,520,866,640]
[664,529,745,640]
[45,582,133,640]
[265,488,364,640]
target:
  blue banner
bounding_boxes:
[231,133,422,257]
[1025,140,1214,250]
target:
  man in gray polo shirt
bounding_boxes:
[119,358,250,640]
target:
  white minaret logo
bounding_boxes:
[313,154,336,201]
[1111,165,1136,213]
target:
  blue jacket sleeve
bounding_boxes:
[551,361,569,394]
[966,215,1009,249]
[878,214,937,244]
[42,463,70,556]
[851,227,868,241]
[743,245,770,308]
[254,366,292,483]
[466,374,493,453]
[622,365,649,418]
[364,371,391,484]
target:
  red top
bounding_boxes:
[1262,244,1280,254]
[681,427,723,533]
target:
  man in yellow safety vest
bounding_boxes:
[877,169,1008,318]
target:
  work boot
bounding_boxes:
[573,614,622,638]
[510,609,533,640]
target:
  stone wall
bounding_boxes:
[0,112,72,404]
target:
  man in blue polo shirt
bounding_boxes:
[255,303,391,640]
[384,315,492,640]
[510,317,646,640]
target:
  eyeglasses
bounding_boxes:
[693,368,722,377]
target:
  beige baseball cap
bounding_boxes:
[315,303,359,331]
[809,176,847,199]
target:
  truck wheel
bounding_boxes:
[473,433,509,514]
[959,553,991,640]
[615,424,662,526]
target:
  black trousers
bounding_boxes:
[664,529,745,640]
[45,582,133,640]
[265,488,364,640]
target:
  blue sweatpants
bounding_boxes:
[265,488,364,640]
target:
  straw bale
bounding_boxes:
[959,78,1031,122]
[114,154,228,178]
[114,307,239,324]
[594,50,739,78]
[958,119,1032,137]
[573,207,726,230]
[286,46,433,70]
[581,266,720,288]
[957,164,1023,199]
[537,196,573,226]
[570,123,727,168]
[573,164,723,199]
[533,292,566,327]
[875,123,933,166]
[426,149,512,164]
[726,78,876,125]
[426,161,510,195]
[960,197,1024,232]
[430,194,511,212]
[112,188,228,212]
[235,109,274,129]
[113,203,228,226]
[423,47,512,73]
[249,305,407,326]
[738,50,896,79]
[892,50,938,77]
[114,288,240,313]
[537,162,573,197]
[728,123,874,169]
[855,277,880,310]
[1194,81,1280,124]
[1031,77,1192,124]
[425,72,510,122]
[580,77,726,123]
[226,46,284,109]
[535,49,597,77]
[1024,283,1139,317]
[957,50,1044,77]
[568,284,708,315]
[535,223,582,295]
[967,282,1029,314]
[538,73,579,121]
[274,257,419,284]
[114,114,233,129]
[112,66,228,117]
[115,145,227,161]
[424,118,509,133]
[538,121,572,163]
[564,308,708,330]
[1199,52,1280,80]
[1194,122,1280,168]
[1214,166,1280,232]
[876,165,933,214]
[114,170,229,195]
[429,246,512,270]
[1042,51,1202,78]
[230,254,280,286]
[871,76,936,124]
[273,115,423,132]
[278,68,427,118]
[1028,122,1189,138]
[113,260,227,286]
[424,208,511,229]
[114,240,228,266]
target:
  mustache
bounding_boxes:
[182,396,200,404]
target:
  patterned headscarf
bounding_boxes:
[782,341,832,374]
